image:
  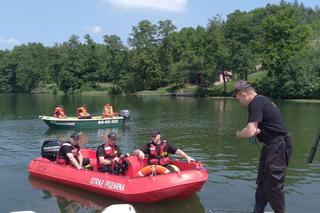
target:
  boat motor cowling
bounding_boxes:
[119,110,131,120]
[41,139,62,161]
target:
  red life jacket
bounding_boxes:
[96,144,119,169]
[148,140,170,166]
[56,142,80,165]
[54,107,65,118]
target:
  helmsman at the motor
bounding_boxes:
[234,80,293,213]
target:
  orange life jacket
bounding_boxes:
[54,107,65,118]
[148,140,170,166]
[103,105,114,117]
[77,107,89,118]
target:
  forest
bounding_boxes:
[0,1,319,98]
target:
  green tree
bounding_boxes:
[205,16,229,91]
[128,20,161,91]
[261,7,310,97]
[0,50,16,92]
[82,34,99,88]
[10,43,49,92]
[280,48,320,98]
[101,34,129,88]
[170,27,206,85]
[224,10,262,80]
[58,35,84,93]
[157,20,177,85]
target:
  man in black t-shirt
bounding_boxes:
[96,132,123,173]
[234,81,292,213]
[134,130,195,166]
[57,133,84,170]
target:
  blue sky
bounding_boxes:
[0,0,319,50]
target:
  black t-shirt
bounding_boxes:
[248,95,288,143]
[141,140,178,156]
[58,143,80,162]
[96,144,122,160]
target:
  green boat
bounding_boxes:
[39,115,125,129]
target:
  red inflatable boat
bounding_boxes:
[28,149,208,203]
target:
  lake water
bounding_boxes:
[0,94,319,213]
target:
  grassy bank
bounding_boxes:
[285,99,320,104]
[31,82,236,97]
[31,81,320,103]
[133,84,198,96]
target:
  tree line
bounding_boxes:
[0,0,319,98]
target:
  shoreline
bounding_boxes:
[5,91,320,103]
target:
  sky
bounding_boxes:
[0,0,319,50]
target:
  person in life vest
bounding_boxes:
[134,130,195,167]
[102,104,118,118]
[77,105,92,119]
[56,132,89,170]
[53,106,66,118]
[96,132,128,174]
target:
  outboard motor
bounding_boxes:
[119,109,131,120]
[41,139,62,161]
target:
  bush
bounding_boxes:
[109,86,123,94]
[195,82,235,97]
[166,83,185,92]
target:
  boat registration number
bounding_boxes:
[98,120,119,124]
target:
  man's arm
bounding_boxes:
[175,149,195,163]
[133,149,145,160]
[66,153,82,170]
[236,121,260,139]
[78,151,83,166]
[97,146,112,165]
[98,156,112,165]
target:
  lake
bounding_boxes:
[0,94,319,213]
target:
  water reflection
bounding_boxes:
[29,176,119,212]
[29,176,205,213]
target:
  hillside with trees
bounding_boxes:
[0,1,319,98]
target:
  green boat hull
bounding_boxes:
[39,116,124,129]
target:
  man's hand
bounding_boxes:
[236,122,260,139]
[236,130,241,139]
[255,128,261,135]
[134,149,145,160]
[113,157,120,162]
[138,151,145,160]
[186,156,195,163]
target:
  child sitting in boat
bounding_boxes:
[77,105,92,119]
[134,130,195,176]
[53,106,67,118]
[56,132,90,170]
[96,132,129,175]
[102,104,118,118]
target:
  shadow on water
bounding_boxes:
[28,176,205,213]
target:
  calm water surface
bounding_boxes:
[0,94,319,213]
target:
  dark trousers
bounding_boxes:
[78,115,92,119]
[253,134,293,213]
[98,165,113,173]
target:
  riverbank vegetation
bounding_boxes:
[0,1,319,98]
